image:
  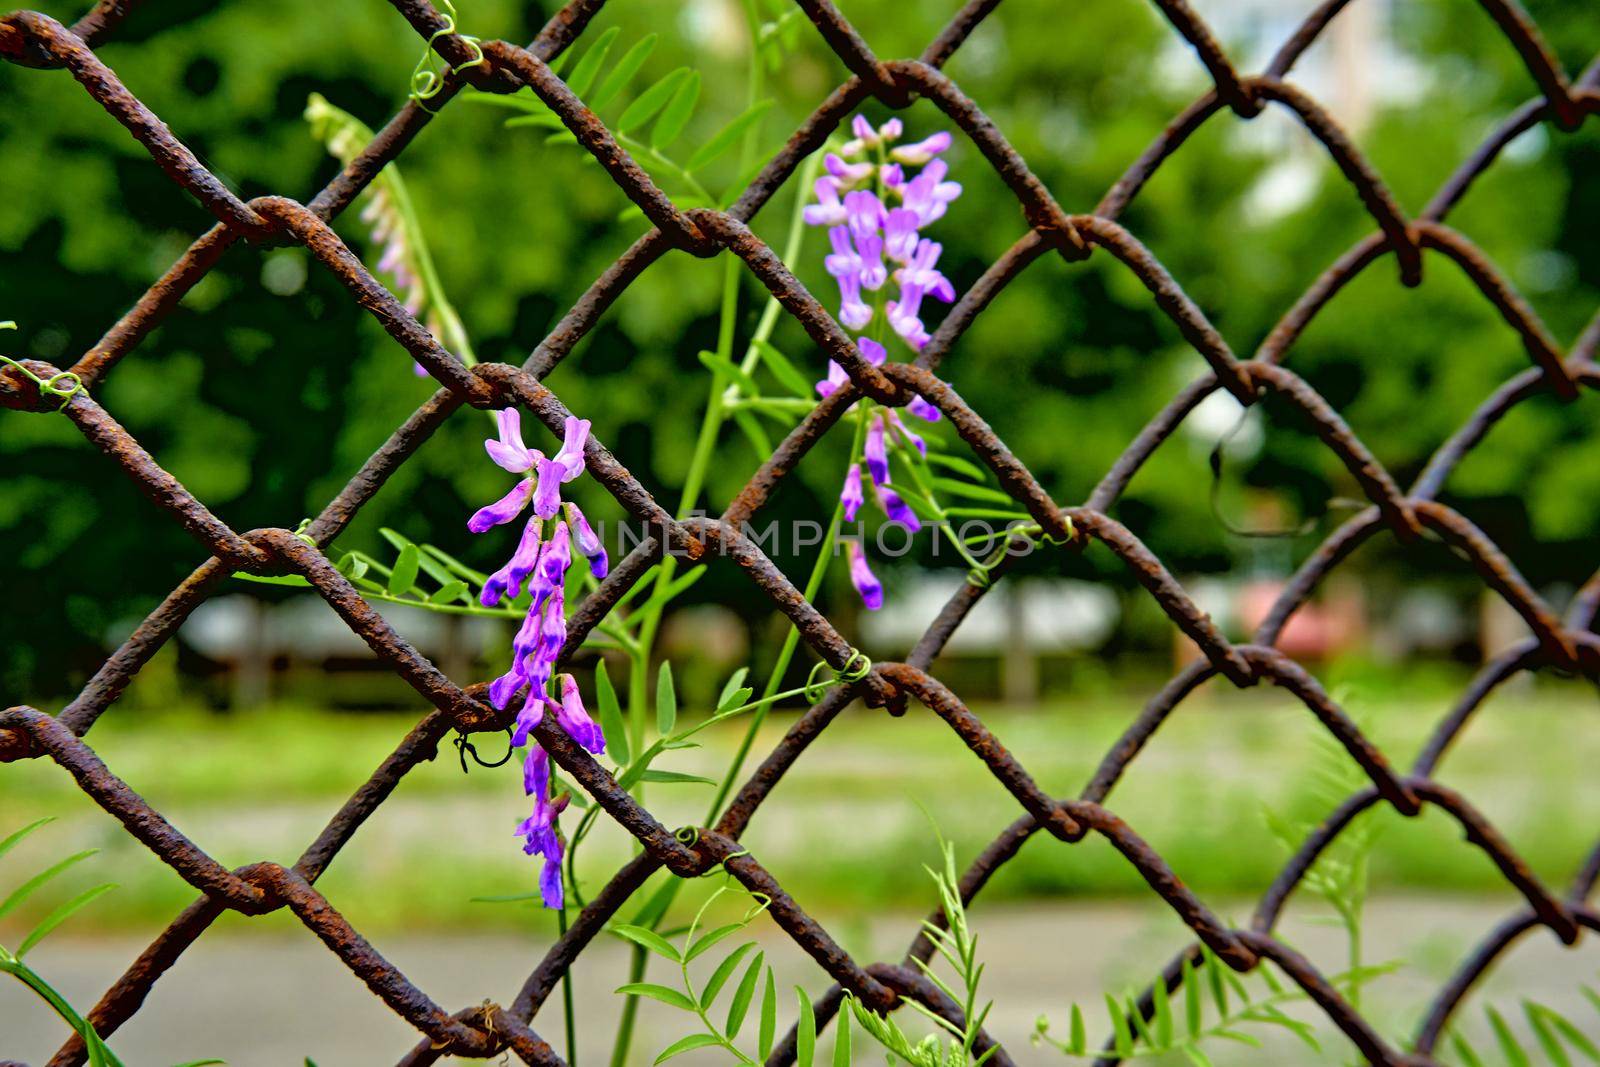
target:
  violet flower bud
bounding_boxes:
[482,517,544,606]
[890,131,952,166]
[841,464,864,522]
[564,501,608,579]
[864,414,890,486]
[469,478,533,533]
[845,539,883,610]
[555,674,605,754]
[803,177,848,226]
[876,483,922,531]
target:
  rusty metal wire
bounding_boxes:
[1,1,1598,1064]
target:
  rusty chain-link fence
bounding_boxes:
[2,0,1598,1063]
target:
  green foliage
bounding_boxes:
[609,879,781,1065]
[1033,945,1401,1062]
[846,839,996,1067]
[461,19,797,216]
[0,819,222,1067]
[1447,984,1600,1067]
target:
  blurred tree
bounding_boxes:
[1,0,1595,702]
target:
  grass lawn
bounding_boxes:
[2,660,1596,940]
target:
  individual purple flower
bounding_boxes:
[555,673,605,753]
[864,414,890,485]
[532,455,566,518]
[815,359,849,399]
[883,207,920,264]
[825,152,873,187]
[845,539,883,610]
[564,501,607,579]
[890,131,952,166]
[803,177,847,226]
[469,478,533,533]
[843,190,884,237]
[901,159,962,226]
[887,284,931,350]
[552,417,591,480]
[837,273,872,331]
[875,483,922,531]
[825,227,864,282]
[908,395,942,423]
[900,239,957,303]
[486,408,536,472]
[482,517,543,606]
[841,464,864,521]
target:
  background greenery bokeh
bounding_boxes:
[1,0,1596,704]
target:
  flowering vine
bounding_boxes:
[470,409,609,908]
[805,115,964,609]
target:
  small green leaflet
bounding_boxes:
[17,883,117,957]
[656,661,677,736]
[639,770,714,786]
[594,660,630,765]
[725,952,766,1039]
[686,99,773,173]
[652,71,700,150]
[388,544,421,596]
[618,69,690,136]
[751,339,813,398]
[565,26,619,97]
[795,987,817,1067]
[593,34,658,110]
[652,1033,720,1064]
[718,668,750,709]
[610,923,681,961]
[615,982,695,1012]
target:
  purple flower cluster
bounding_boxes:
[470,409,610,909]
[804,116,960,351]
[805,116,962,609]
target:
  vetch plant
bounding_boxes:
[306,93,476,374]
[276,19,1031,1067]
[845,838,995,1067]
[470,409,610,909]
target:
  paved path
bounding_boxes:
[3,897,1593,1065]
